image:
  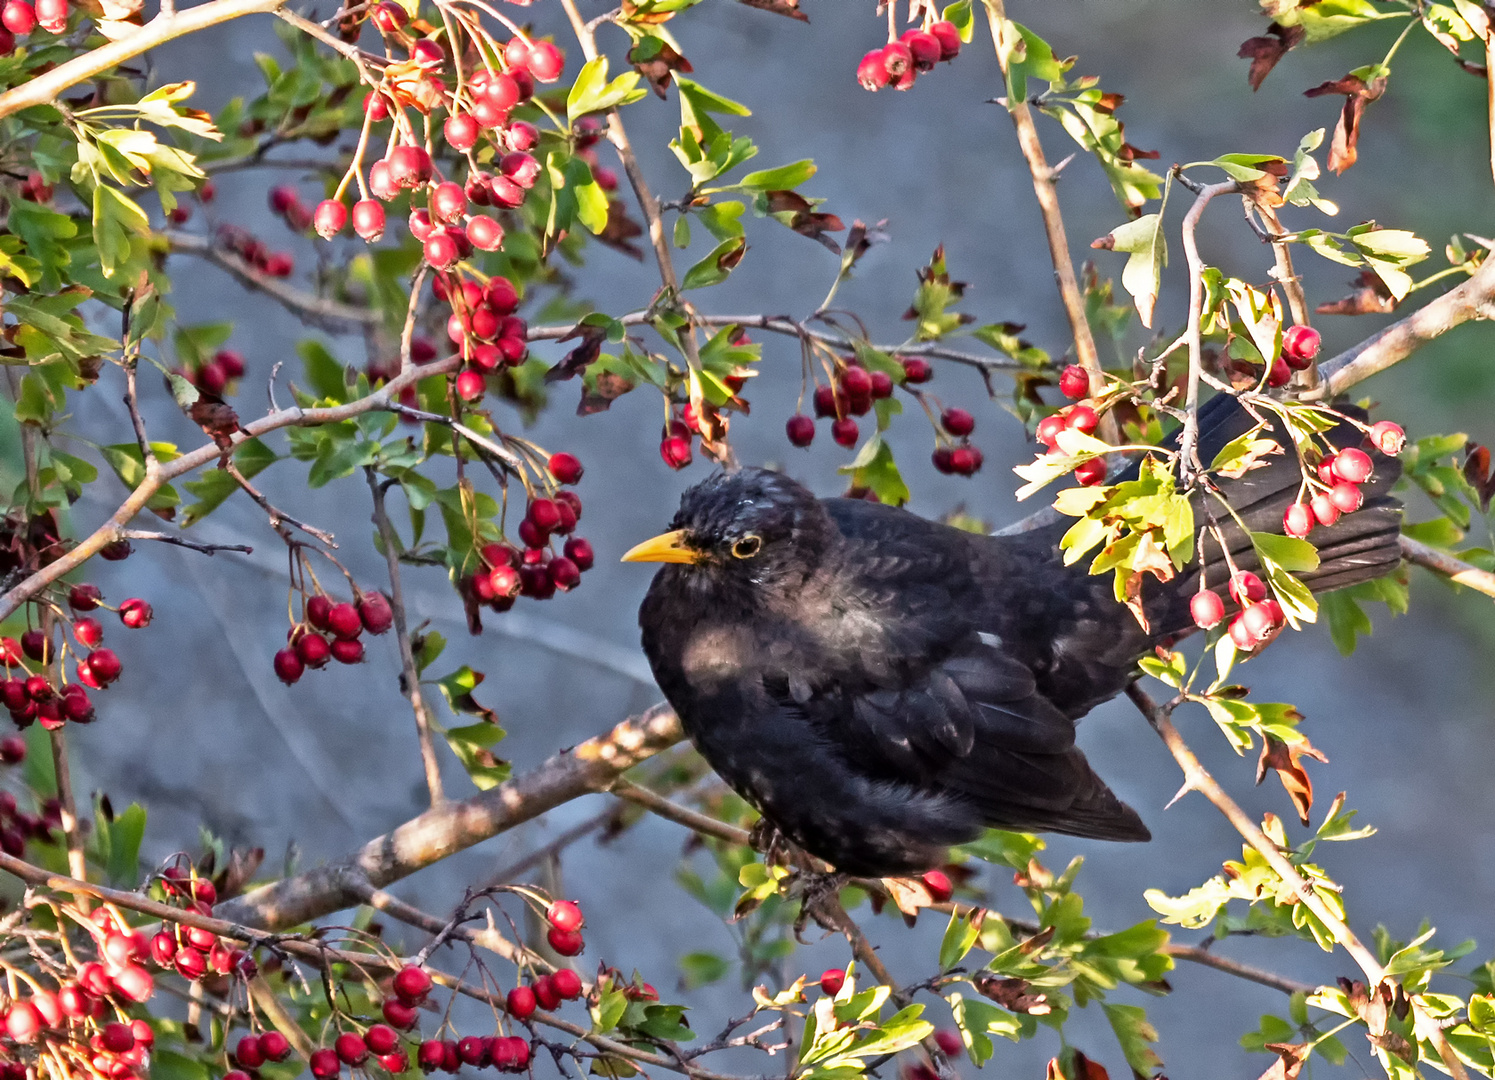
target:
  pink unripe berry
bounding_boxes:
[1190,590,1225,630]
[857,48,891,91]
[444,112,479,151]
[1228,571,1266,606]
[393,965,433,1004]
[352,199,386,242]
[1367,420,1405,456]
[1310,492,1340,527]
[314,199,347,239]
[466,215,504,251]
[1281,324,1321,369]
[1330,448,1373,484]
[1283,502,1313,538]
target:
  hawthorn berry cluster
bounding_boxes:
[1036,399,1103,485]
[211,222,296,281]
[856,21,962,92]
[0,0,67,55]
[173,348,245,398]
[1281,422,1404,539]
[434,273,530,404]
[465,454,594,609]
[0,568,152,731]
[274,589,394,685]
[1266,323,1322,388]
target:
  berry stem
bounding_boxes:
[366,469,446,809]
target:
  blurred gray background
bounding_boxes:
[22,0,1495,1076]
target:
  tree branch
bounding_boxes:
[1177,179,1239,480]
[980,0,1102,404]
[366,470,446,809]
[609,778,750,847]
[1305,248,1495,401]
[1400,535,1495,600]
[0,0,293,120]
[218,704,683,930]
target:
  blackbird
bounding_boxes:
[626,396,1402,877]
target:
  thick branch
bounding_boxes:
[0,0,291,119]
[1305,249,1495,401]
[218,704,682,930]
[164,230,380,332]
[981,0,1102,400]
[1400,535,1495,600]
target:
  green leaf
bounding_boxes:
[942,0,974,41]
[442,721,509,790]
[567,56,646,125]
[1103,1002,1163,1075]
[938,909,981,970]
[838,436,910,506]
[1198,152,1287,182]
[679,951,729,989]
[104,802,146,886]
[1402,517,1463,548]
[733,159,816,192]
[1099,201,1167,327]
[1251,532,1321,573]
[947,992,1025,1067]
[92,185,151,279]
[697,200,746,241]
[297,340,349,402]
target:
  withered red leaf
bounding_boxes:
[599,199,646,261]
[1256,734,1326,825]
[1238,23,1305,91]
[1257,1043,1310,1080]
[1304,73,1386,173]
[1465,444,1495,511]
[629,39,693,99]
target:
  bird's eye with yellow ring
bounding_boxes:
[731,535,762,559]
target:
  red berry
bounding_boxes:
[921,869,953,903]
[268,184,298,215]
[335,1033,369,1066]
[901,28,941,69]
[1367,420,1405,456]
[388,145,433,189]
[5,1002,41,1043]
[1227,613,1259,650]
[1283,502,1313,538]
[954,446,985,477]
[1035,414,1066,449]
[364,91,391,121]
[547,927,583,956]
[417,1040,445,1073]
[1074,458,1107,486]
[1310,492,1340,527]
[1328,481,1363,514]
[326,602,363,640]
[526,40,564,81]
[119,597,152,628]
[431,181,467,225]
[20,629,49,662]
[869,370,894,399]
[1330,448,1373,484]
[444,112,479,151]
[174,946,207,980]
[424,232,460,270]
[1058,364,1089,399]
[929,20,962,59]
[532,975,561,1011]
[941,407,975,437]
[831,417,859,447]
[901,357,932,383]
[68,583,102,610]
[358,592,394,634]
[466,215,504,252]
[1241,600,1281,642]
[2,1,35,34]
[260,1032,293,1061]
[548,899,584,931]
[1065,405,1099,433]
[382,999,419,1030]
[931,447,955,474]
[857,48,890,91]
[487,276,519,314]
[310,1048,342,1079]
[501,152,542,189]
[819,968,845,995]
[551,969,582,999]
[330,638,364,664]
[363,1024,398,1056]
[314,199,347,239]
[74,618,103,649]
[85,648,121,684]
[215,349,245,379]
[1281,324,1321,369]
[545,452,583,486]
[1227,571,1265,606]
[304,594,332,630]
[882,40,914,78]
[474,69,520,109]
[786,414,815,447]
[352,199,386,242]
[408,208,436,243]
[369,0,406,32]
[112,963,153,1003]
[549,556,582,592]
[100,539,132,561]
[273,648,304,684]
[456,1036,488,1067]
[0,736,23,764]
[1190,590,1226,630]
[295,631,331,669]
[506,985,537,1019]
[394,965,433,1004]
[235,1037,265,1069]
[506,121,539,151]
[660,435,693,470]
[1266,356,1292,388]
[839,365,872,398]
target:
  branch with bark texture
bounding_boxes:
[1400,535,1495,601]
[218,704,683,930]
[1128,685,1472,1080]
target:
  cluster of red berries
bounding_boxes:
[1280,422,1403,537]
[0,784,56,860]
[795,361,897,450]
[213,223,295,279]
[311,9,566,272]
[164,179,215,225]
[467,456,592,608]
[856,22,961,91]
[1189,571,1285,651]
[173,348,245,397]
[0,0,68,54]
[1264,324,1322,388]
[1036,402,1105,485]
[146,869,256,984]
[932,408,983,477]
[658,394,738,470]
[274,590,394,685]
[436,274,529,403]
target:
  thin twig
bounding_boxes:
[610,779,751,846]
[981,0,1104,417]
[118,529,253,556]
[1161,943,1313,995]
[366,470,445,808]
[1177,179,1238,480]
[486,808,618,886]
[1400,535,1495,600]
[163,230,380,331]
[225,461,338,546]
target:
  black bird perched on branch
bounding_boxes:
[625,396,1402,878]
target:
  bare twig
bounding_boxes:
[1400,535,1495,600]
[1177,179,1239,479]
[486,808,618,886]
[0,0,293,119]
[225,460,338,547]
[163,231,380,331]
[1128,685,1471,1080]
[980,0,1104,414]
[1305,249,1495,400]
[118,529,253,556]
[218,704,683,930]
[610,779,751,846]
[1162,943,1313,995]
[366,470,445,808]
[0,356,461,624]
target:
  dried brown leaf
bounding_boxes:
[1256,734,1327,825]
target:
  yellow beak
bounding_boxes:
[621,529,702,565]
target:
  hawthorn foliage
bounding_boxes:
[0,0,1491,1079]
